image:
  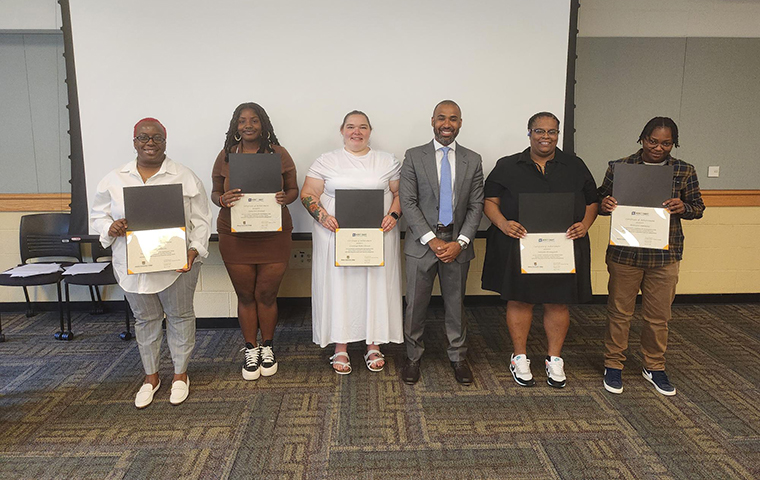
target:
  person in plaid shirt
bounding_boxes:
[597,117,705,396]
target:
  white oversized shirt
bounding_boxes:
[90,157,211,294]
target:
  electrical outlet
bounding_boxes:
[708,166,720,178]
[289,249,312,269]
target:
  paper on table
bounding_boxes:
[63,263,108,275]
[3,263,62,277]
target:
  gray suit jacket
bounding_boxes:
[399,141,484,263]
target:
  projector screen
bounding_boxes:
[68,0,573,234]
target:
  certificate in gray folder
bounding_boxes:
[124,184,187,274]
[334,189,384,267]
[518,192,576,274]
[610,163,673,249]
[229,153,283,232]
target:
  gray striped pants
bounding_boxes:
[124,263,201,375]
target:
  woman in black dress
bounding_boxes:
[482,112,598,389]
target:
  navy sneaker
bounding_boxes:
[642,368,676,396]
[603,368,623,394]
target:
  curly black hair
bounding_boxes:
[223,102,280,161]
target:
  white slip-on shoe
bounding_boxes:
[170,377,190,405]
[135,380,160,409]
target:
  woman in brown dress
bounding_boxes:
[211,102,299,381]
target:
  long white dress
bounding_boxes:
[307,148,403,347]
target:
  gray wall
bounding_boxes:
[575,37,760,188]
[0,32,70,194]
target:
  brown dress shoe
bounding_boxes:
[401,359,421,384]
[451,360,473,385]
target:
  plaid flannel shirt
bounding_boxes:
[597,150,705,268]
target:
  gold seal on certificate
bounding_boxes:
[334,189,385,267]
[610,206,670,249]
[126,227,188,274]
[520,233,576,274]
[230,193,282,232]
[124,183,187,275]
[335,228,384,266]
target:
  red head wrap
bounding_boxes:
[133,117,167,137]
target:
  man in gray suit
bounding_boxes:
[399,100,484,385]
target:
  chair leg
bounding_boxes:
[61,282,72,341]
[56,281,73,341]
[94,286,105,314]
[120,297,132,341]
[0,312,5,342]
[23,286,35,317]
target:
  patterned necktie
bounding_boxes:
[438,146,453,226]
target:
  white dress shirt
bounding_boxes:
[90,157,212,294]
[419,140,470,246]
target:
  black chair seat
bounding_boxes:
[63,264,116,286]
[0,271,64,287]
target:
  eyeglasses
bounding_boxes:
[643,137,673,148]
[530,128,560,137]
[134,134,166,144]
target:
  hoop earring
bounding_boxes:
[234,132,242,142]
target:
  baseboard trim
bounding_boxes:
[2,293,757,316]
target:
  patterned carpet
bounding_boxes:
[0,302,758,479]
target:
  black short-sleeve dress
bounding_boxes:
[481,148,598,304]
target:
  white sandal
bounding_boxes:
[329,351,352,375]
[363,349,385,372]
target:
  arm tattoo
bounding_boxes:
[302,195,327,222]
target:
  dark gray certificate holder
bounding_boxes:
[124,183,185,230]
[335,189,384,228]
[612,163,674,207]
[518,192,575,233]
[229,153,282,193]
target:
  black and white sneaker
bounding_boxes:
[241,343,261,381]
[642,368,676,396]
[545,356,567,388]
[260,341,278,377]
[510,353,535,387]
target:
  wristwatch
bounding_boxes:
[457,239,468,250]
[390,211,400,221]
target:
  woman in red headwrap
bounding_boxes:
[90,118,212,408]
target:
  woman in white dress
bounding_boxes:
[300,111,403,374]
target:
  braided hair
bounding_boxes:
[637,117,680,148]
[223,102,280,161]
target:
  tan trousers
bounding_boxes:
[604,260,679,370]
